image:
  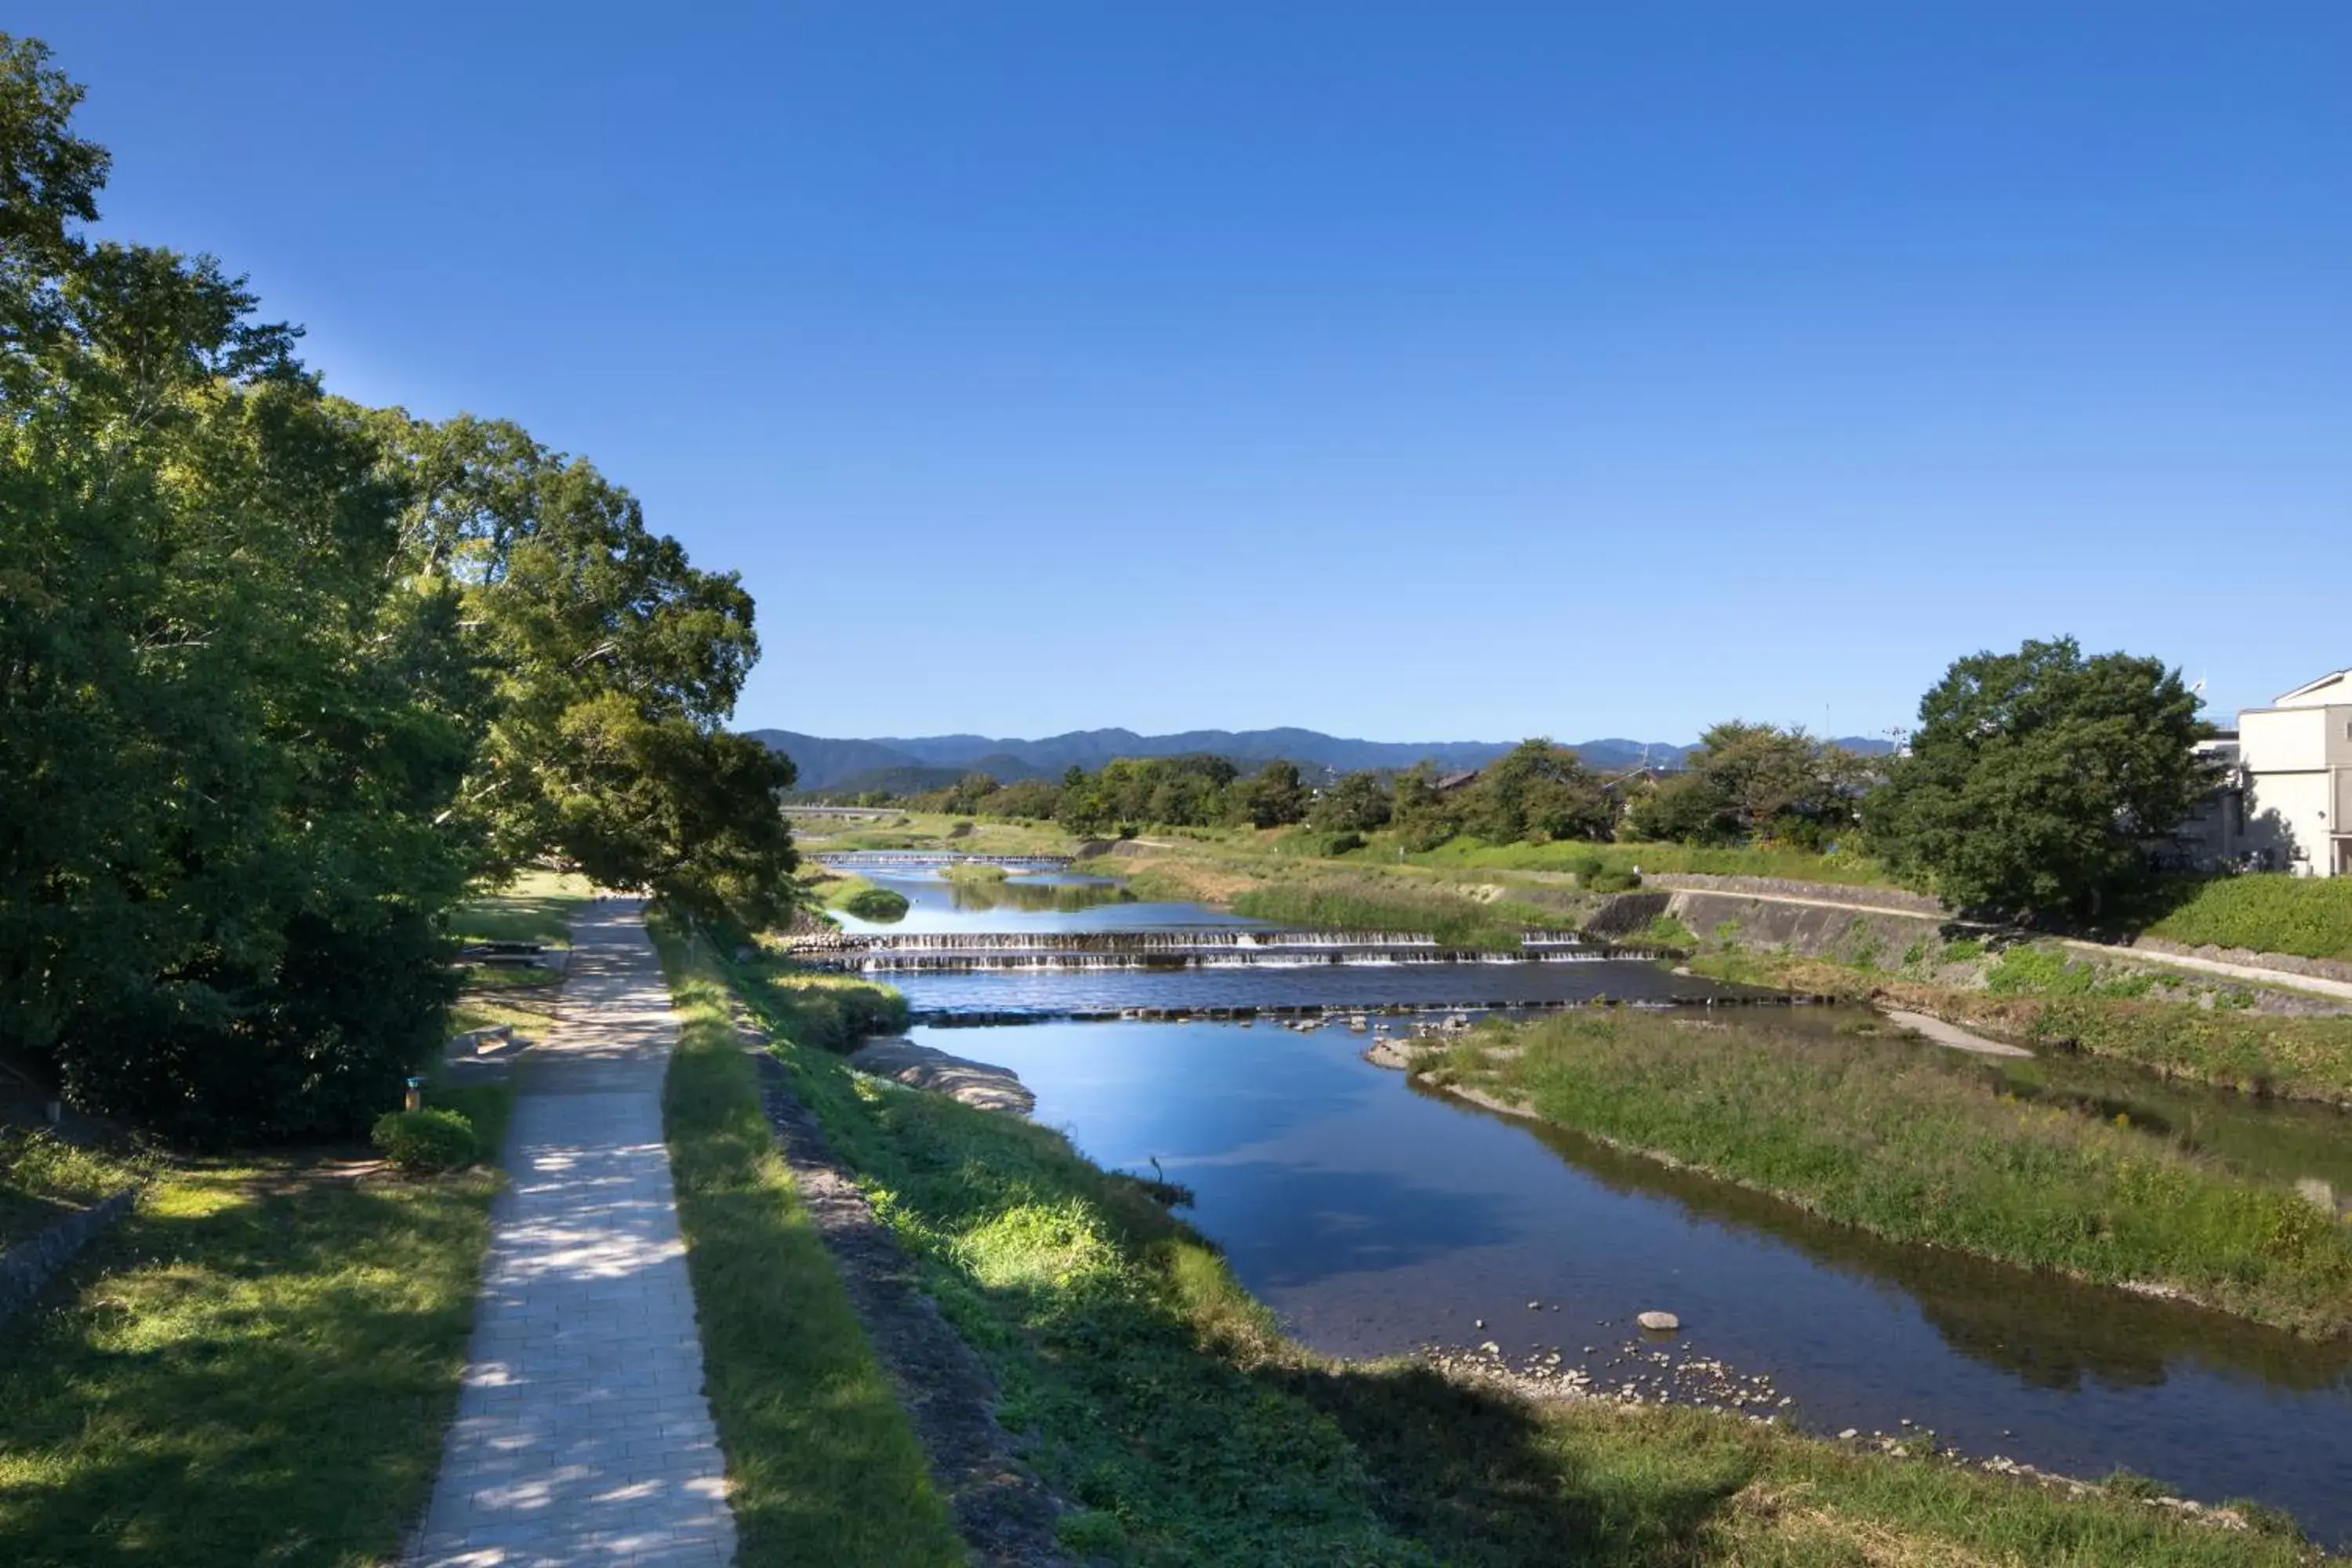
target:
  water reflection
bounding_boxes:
[933,1014,2352,1545]
[1976,1052,2352,1211]
[947,874,1137,915]
[1479,1091,2352,1398]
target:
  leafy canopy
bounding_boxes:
[1867,637,2215,918]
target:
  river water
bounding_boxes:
[835,864,2352,1544]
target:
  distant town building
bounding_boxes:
[2180,670,2352,877]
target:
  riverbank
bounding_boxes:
[1049,828,2352,1105]
[1399,1008,2352,1338]
[652,924,967,1567]
[699,944,2323,1563]
[1687,943,2352,1107]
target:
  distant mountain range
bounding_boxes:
[746,727,1893,795]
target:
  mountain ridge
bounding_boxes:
[747,727,1895,793]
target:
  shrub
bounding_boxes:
[371,1108,479,1174]
[1327,830,1366,856]
[840,887,910,921]
[1585,867,1642,893]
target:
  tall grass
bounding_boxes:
[1429,1012,2352,1336]
[1690,948,2352,1106]
[1231,877,1563,949]
[1408,837,1898,887]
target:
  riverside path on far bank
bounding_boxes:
[409,898,736,1568]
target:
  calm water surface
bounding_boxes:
[844,858,2352,1543]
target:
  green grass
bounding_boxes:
[1425,1011,2352,1336]
[733,951,909,1052]
[938,860,1011,883]
[705,951,2318,1566]
[0,1105,509,1566]
[796,812,1079,858]
[1230,876,1566,949]
[648,920,964,1567]
[802,867,911,922]
[446,867,595,949]
[1690,947,2352,1107]
[0,1127,149,1248]
[1406,837,1899,887]
[2143,874,2352,963]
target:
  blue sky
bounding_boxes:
[25,3,2348,743]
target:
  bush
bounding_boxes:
[840,887,909,921]
[1585,867,1642,893]
[1327,830,1365,856]
[371,1108,479,1174]
[57,908,459,1145]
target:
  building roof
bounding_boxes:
[2272,669,2352,709]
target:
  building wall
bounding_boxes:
[2242,768,2331,873]
[2328,706,2352,768]
[2242,707,2328,772]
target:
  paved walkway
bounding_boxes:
[411,900,735,1568]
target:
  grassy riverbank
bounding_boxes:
[1418,1010,2352,1338]
[2141,875,2352,964]
[1404,836,1898,887]
[1690,945,2352,1107]
[706,949,2322,1564]
[650,922,965,1567]
[1100,844,1584,949]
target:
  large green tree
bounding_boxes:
[1459,740,1612,844]
[1867,637,2215,918]
[364,410,798,923]
[1624,722,1867,848]
[0,34,798,1135]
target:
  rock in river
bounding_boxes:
[1636,1311,1681,1332]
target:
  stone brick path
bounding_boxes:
[410,899,735,1567]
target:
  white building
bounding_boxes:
[2202,670,2352,877]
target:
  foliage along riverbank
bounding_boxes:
[648,920,966,1567]
[1410,1009,2352,1339]
[1688,943,2352,1109]
[699,946,2323,1565]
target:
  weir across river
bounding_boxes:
[791,927,1646,971]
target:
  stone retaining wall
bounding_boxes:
[1661,891,1956,965]
[1643,873,1945,916]
[0,1185,138,1328]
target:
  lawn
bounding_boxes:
[1690,946,2352,1107]
[0,1127,147,1249]
[445,867,597,949]
[1406,836,1900,887]
[0,1116,506,1567]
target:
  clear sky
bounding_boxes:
[24,3,2348,743]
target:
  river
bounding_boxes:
[830,861,2352,1545]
